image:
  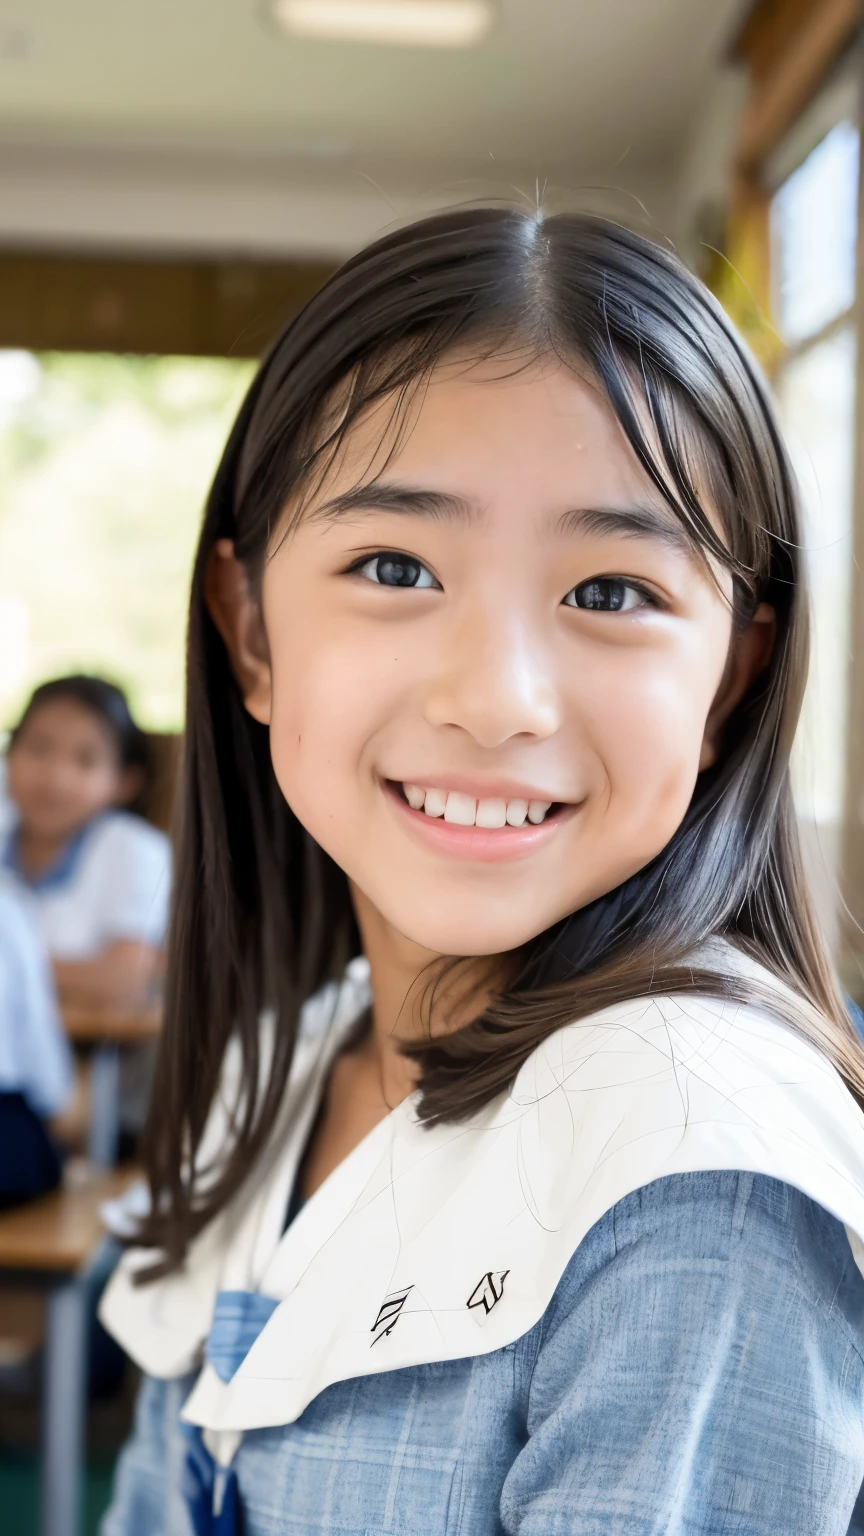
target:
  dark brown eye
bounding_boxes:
[563,578,642,612]
[356,552,438,589]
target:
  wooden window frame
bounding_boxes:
[733,0,864,988]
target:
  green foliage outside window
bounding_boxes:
[0,350,256,731]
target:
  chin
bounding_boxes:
[385,904,553,960]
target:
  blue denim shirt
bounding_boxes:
[102,1170,864,1535]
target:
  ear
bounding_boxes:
[204,538,272,725]
[699,601,776,771]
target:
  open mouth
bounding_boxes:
[389,781,565,829]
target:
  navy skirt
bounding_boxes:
[0,1091,62,1209]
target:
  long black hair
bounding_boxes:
[139,207,864,1273]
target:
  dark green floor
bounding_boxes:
[0,1448,115,1535]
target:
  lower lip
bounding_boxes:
[383,781,576,864]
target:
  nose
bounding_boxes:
[422,605,561,748]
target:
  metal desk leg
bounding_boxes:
[88,1045,120,1168]
[41,1277,88,1536]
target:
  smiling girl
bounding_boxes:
[2,676,170,1012]
[102,210,864,1536]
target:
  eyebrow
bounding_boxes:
[312,480,474,523]
[556,504,696,557]
[312,477,695,556]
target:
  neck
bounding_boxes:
[349,883,497,1106]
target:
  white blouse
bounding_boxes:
[2,809,171,960]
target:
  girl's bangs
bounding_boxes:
[271,327,756,627]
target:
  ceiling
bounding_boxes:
[0,0,747,176]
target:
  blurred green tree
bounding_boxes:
[0,350,255,731]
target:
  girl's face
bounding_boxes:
[226,357,771,957]
[8,700,129,843]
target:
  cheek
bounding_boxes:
[76,772,111,810]
[5,757,24,798]
[10,758,50,804]
[96,770,124,805]
[265,609,406,823]
[577,642,719,823]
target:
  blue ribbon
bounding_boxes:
[205,1290,280,1384]
[182,1289,281,1534]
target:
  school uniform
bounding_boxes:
[1,805,171,1135]
[0,874,71,1205]
[101,951,864,1535]
[0,808,171,961]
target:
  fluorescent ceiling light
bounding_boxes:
[269,0,494,47]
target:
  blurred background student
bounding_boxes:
[0,676,170,1010]
[0,872,71,1208]
[0,676,171,1145]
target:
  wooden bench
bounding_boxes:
[0,1166,140,1536]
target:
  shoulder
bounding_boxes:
[552,1169,862,1309]
[495,973,864,1282]
[509,1173,864,1536]
[536,1171,864,1418]
[87,811,170,863]
[66,815,171,944]
[517,974,850,1115]
[79,813,171,892]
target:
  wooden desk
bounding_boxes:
[0,1165,139,1536]
[61,1005,162,1168]
[0,1166,135,1270]
[61,1002,162,1045]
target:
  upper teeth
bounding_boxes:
[403,785,553,828]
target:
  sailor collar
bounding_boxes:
[101,952,864,1449]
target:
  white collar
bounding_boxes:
[101,954,864,1447]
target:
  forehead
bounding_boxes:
[320,353,654,514]
[20,699,115,752]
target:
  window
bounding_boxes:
[770,112,859,939]
[772,120,859,345]
[0,351,256,731]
